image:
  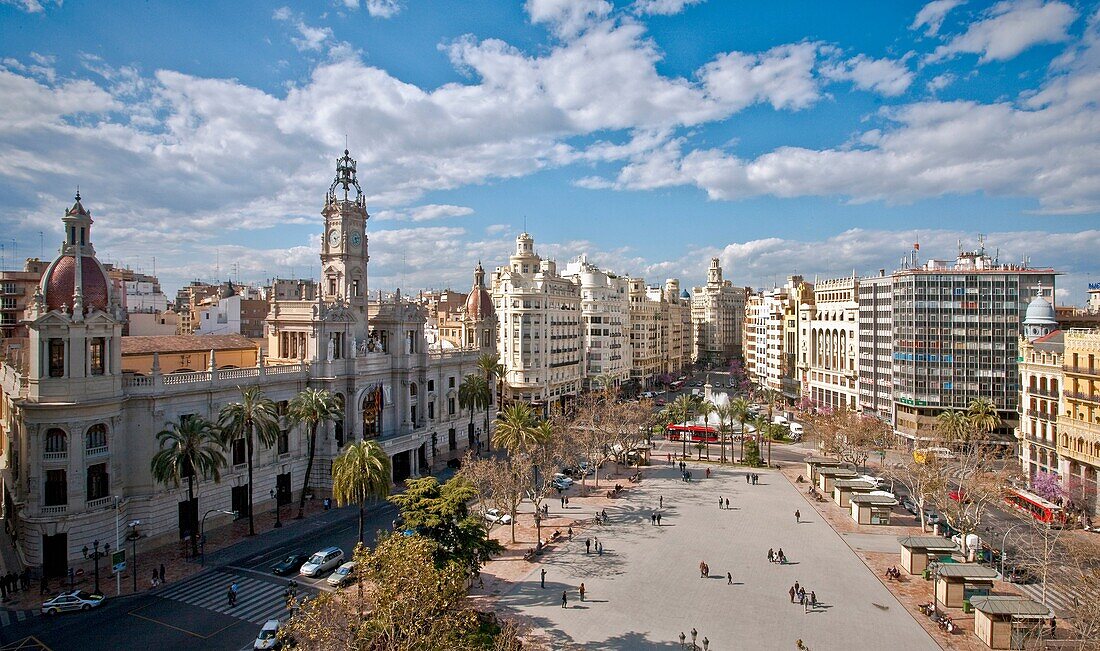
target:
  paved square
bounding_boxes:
[496,463,939,650]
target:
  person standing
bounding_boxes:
[656,513,663,526]
[159,564,166,585]
[727,572,733,585]
[567,527,574,540]
[585,538,591,554]
[561,590,568,608]
[540,568,546,589]
[746,473,750,484]
[719,497,724,509]
[231,582,239,605]
[810,591,817,608]
[151,569,159,587]
[795,509,801,523]
[227,585,235,607]
[597,542,603,556]
[651,512,656,525]
[789,585,796,602]
[794,581,800,595]
[725,498,730,509]
[579,582,586,602]
[659,495,663,508]
[768,548,775,563]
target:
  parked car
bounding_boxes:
[483,508,513,525]
[552,473,574,490]
[327,561,357,587]
[271,551,309,576]
[788,423,804,438]
[1002,564,1038,584]
[949,489,969,503]
[41,590,104,615]
[299,546,344,577]
[901,496,920,515]
[254,619,282,650]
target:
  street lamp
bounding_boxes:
[679,632,686,649]
[1000,523,1026,580]
[691,628,698,649]
[199,509,238,565]
[702,637,710,651]
[81,539,110,595]
[270,489,283,529]
[125,520,141,593]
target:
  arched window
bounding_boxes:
[86,424,107,451]
[86,463,109,501]
[409,382,418,398]
[45,428,67,454]
[362,388,382,439]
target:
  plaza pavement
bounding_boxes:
[495,462,940,651]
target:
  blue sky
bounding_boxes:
[1,0,1098,301]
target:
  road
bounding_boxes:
[0,499,403,651]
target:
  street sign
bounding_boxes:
[112,550,126,573]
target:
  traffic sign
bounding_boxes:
[111,549,126,573]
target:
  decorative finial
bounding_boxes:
[75,187,81,202]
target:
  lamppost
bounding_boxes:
[679,632,686,649]
[270,489,283,528]
[125,521,141,593]
[199,509,238,565]
[702,637,710,651]
[82,540,110,595]
[1000,523,1026,580]
[691,628,698,649]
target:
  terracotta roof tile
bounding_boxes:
[121,334,257,355]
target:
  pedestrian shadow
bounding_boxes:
[706,576,726,580]
[798,520,814,524]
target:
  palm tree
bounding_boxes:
[287,388,342,520]
[331,440,392,544]
[151,416,226,558]
[731,397,750,463]
[714,403,732,463]
[495,403,544,456]
[458,374,489,451]
[935,409,972,446]
[218,386,281,536]
[593,373,617,395]
[671,393,697,459]
[476,353,506,450]
[967,398,1001,438]
[697,400,716,460]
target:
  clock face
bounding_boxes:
[351,233,362,247]
[329,229,341,247]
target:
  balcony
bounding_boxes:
[1026,409,1056,421]
[86,496,113,509]
[41,504,67,515]
[1027,387,1059,400]
[86,445,109,458]
[43,450,67,462]
[1064,391,1100,405]
[1064,366,1100,377]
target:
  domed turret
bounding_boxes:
[40,191,112,315]
[1023,285,1057,341]
[465,261,494,321]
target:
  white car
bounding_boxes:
[552,473,574,489]
[483,508,513,524]
[327,561,357,587]
[789,423,804,437]
[41,590,104,615]
[299,546,344,577]
[254,619,282,650]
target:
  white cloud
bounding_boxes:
[911,0,966,36]
[0,0,59,13]
[633,0,704,17]
[273,7,335,52]
[930,0,1078,63]
[525,0,612,39]
[820,54,914,97]
[374,204,475,221]
[926,72,956,92]
[365,0,401,18]
[699,42,822,111]
[485,224,510,235]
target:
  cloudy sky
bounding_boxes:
[1,0,1097,302]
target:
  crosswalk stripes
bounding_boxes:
[1012,581,1074,617]
[155,570,293,625]
[0,609,35,628]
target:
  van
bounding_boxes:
[299,546,344,577]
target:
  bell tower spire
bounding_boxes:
[320,149,370,340]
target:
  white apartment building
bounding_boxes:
[857,272,894,422]
[491,233,582,412]
[629,278,661,388]
[562,256,630,388]
[801,275,860,412]
[691,258,746,365]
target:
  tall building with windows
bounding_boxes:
[1059,329,1100,517]
[491,233,582,412]
[562,257,630,388]
[0,153,490,578]
[629,277,661,388]
[0,259,49,339]
[691,258,746,365]
[745,276,806,398]
[891,245,1055,444]
[857,272,894,421]
[1017,293,1062,481]
[801,275,860,411]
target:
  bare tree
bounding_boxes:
[929,444,1016,560]
[895,454,944,532]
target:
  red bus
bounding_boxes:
[1004,487,1066,527]
[665,424,719,443]
[669,380,685,391]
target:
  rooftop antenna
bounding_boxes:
[39,231,43,259]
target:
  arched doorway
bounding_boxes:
[362,387,383,439]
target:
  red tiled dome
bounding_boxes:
[43,255,110,313]
[465,287,494,321]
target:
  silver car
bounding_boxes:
[299,546,344,577]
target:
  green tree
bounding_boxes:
[494,403,545,456]
[151,416,226,557]
[458,374,490,450]
[714,403,732,463]
[935,409,972,446]
[592,373,617,395]
[389,477,503,576]
[743,438,763,467]
[476,352,506,450]
[287,388,342,519]
[218,386,281,536]
[697,400,715,459]
[967,398,1001,438]
[332,439,392,544]
[730,397,750,463]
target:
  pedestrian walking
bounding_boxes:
[794,581,800,594]
[540,568,546,588]
[227,585,235,607]
[798,589,805,605]
[151,569,159,587]
[1050,616,1057,638]
[789,585,796,602]
[810,591,817,608]
[598,542,603,556]
[585,538,591,554]
[651,512,656,525]
[659,495,663,508]
[768,548,775,563]
[727,572,733,585]
[565,496,570,507]
[795,509,800,523]
[778,548,787,563]
[159,563,166,584]
[746,473,750,484]
[561,590,568,608]
[656,512,662,526]
[804,596,810,614]
[719,497,724,509]
[579,582,586,602]
[567,527,574,540]
[725,498,730,509]
[561,496,565,508]
[231,581,239,605]
[699,561,707,578]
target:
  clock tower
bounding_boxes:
[321,149,370,339]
